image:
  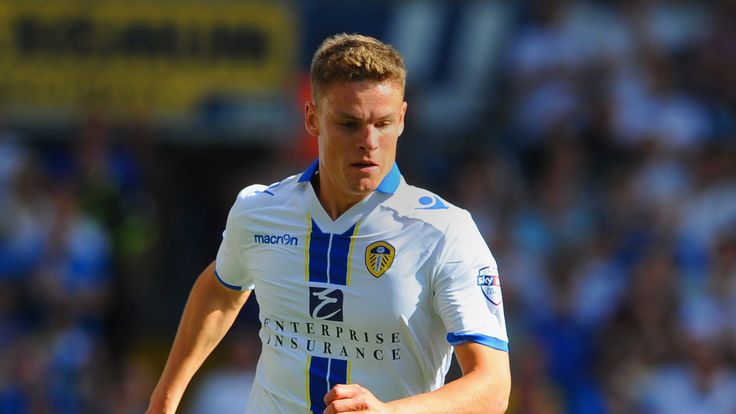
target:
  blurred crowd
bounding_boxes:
[0,116,161,413]
[1,0,736,413]
[444,1,736,413]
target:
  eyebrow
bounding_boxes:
[333,112,396,121]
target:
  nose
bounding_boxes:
[358,125,379,151]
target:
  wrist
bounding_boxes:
[146,399,178,414]
[384,400,407,414]
[148,387,183,414]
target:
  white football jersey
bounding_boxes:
[215,160,508,414]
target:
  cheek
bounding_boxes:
[321,134,348,160]
[379,129,400,147]
[324,130,352,150]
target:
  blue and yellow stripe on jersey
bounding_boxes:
[303,215,359,413]
[304,217,359,287]
[306,356,349,414]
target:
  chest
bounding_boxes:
[241,214,438,328]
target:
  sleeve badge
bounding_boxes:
[476,266,502,305]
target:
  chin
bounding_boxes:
[353,181,378,194]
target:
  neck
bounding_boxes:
[313,173,365,220]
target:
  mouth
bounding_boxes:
[350,160,379,172]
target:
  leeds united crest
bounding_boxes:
[365,241,395,278]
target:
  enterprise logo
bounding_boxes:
[309,287,344,321]
[254,233,299,246]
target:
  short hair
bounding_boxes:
[310,33,406,102]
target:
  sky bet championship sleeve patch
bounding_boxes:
[477,266,502,306]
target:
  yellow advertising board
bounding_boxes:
[0,1,296,116]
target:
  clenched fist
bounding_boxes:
[323,383,396,414]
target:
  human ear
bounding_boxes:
[397,101,408,137]
[304,101,320,137]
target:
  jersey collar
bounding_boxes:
[298,159,402,194]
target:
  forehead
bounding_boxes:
[317,80,404,113]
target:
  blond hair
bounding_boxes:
[310,33,406,102]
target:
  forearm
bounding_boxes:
[386,368,508,414]
[325,357,509,414]
[148,262,250,413]
[387,344,510,414]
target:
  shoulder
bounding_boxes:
[229,173,302,215]
[381,180,475,236]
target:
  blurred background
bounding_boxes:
[1,0,735,413]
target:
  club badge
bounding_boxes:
[365,241,395,278]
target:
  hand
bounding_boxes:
[323,383,394,414]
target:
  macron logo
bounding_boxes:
[254,233,299,246]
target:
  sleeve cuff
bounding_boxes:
[447,333,509,352]
[214,269,243,291]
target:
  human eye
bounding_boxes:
[376,120,392,129]
[338,120,360,130]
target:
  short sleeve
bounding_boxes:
[432,210,508,352]
[214,187,262,291]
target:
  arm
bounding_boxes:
[146,261,251,414]
[324,342,511,414]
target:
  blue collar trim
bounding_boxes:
[376,162,401,194]
[298,159,319,183]
[298,159,401,195]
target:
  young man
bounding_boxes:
[147,34,510,414]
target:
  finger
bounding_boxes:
[326,397,370,414]
[324,383,361,405]
[324,405,350,414]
